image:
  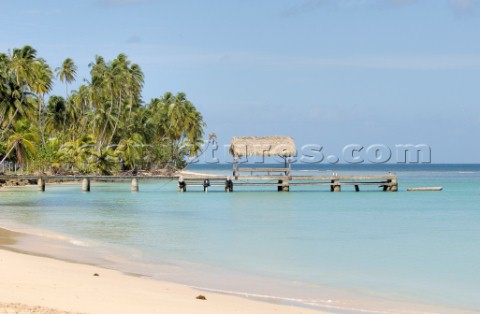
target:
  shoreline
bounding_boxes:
[0,227,327,314]
[1,225,476,314]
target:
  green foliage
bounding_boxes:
[0,45,206,174]
[1,118,40,168]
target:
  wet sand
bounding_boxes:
[0,228,326,314]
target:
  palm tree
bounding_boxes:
[0,78,36,136]
[0,119,40,168]
[90,147,117,175]
[0,53,10,125]
[116,133,144,171]
[68,85,93,141]
[105,54,129,147]
[55,58,77,98]
[89,55,119,148]
[1,46,39,139]
[45,95,66,135]
[59,134,95,173]
[10,45,38,88]
[126,63,144,122]
[2,46,208,172]
[30,58,53,146]
[147,92,205,167]
[92,100,116,147]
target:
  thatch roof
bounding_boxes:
[229,136,296,157]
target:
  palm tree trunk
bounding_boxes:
[128,92,133,122]
[107,90,123,147]
[98,85,115,148]
[0,106,20,140]
[38,95,46,147]
[0,142,18,166]
[0,107,6,127]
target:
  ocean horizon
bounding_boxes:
[1,163,480,313]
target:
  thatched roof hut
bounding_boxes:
[229,136,296,157]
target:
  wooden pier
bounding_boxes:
[0,175,169,192]
[0,173,398,193]
[177,174,398,192]
[0,137,400,194]
[173,136,398,193]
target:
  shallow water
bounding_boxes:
[1,165,480,313]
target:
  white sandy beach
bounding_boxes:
[0,235,327,314]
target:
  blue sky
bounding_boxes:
[2,0,480,163]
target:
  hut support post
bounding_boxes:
[287,157,292,177]
[82,178,90,192]
[233,157,238,179]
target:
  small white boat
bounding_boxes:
[407,187,443,191]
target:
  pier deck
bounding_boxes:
[178,175,398,192]
[0,175,172,192]
[0,174,399,192]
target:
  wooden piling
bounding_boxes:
[202,179,211,192]
[225,177,233,192]
[37,177,45,192]
[384,178,398,192]
[178,176,186,192]
[277,180,290,191]
[82,178,90,192]
[131,178,139,192]
[390,177,398,192]
[332,179,341,192]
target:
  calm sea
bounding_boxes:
[1,164,480,313]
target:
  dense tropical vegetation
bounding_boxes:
[0,45,206,174]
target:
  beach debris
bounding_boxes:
[93,273,100,277]
[196,295,207,300]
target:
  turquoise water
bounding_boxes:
[1,166,480,313]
